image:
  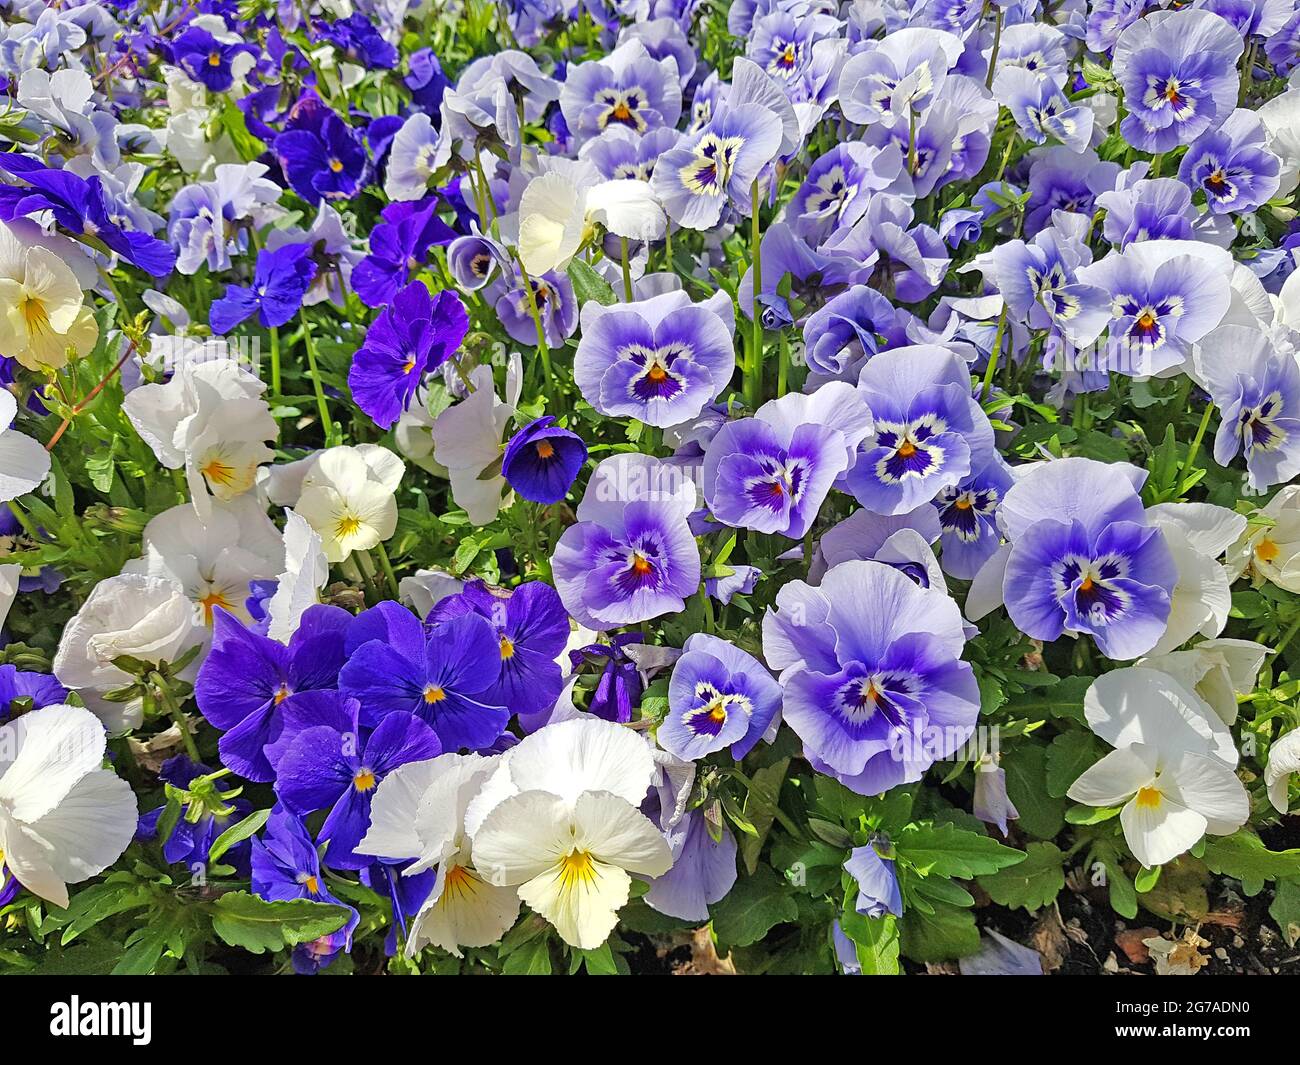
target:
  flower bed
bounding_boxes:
[0,0,1297,977]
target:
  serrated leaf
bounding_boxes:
[709,865,798,947]
[567,258,617,307]
[900,900,981,962]
[894,822,1026,879]
[209,892,352,954]
[1003,743,1066,839]
[1202,831,1300,896]
[1045,731,1103,798]
[977,842,1065,911]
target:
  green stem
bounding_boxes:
[1274,614,1300,660]
[619,236,633,301]
[1175,400,1215,497]
[746,177,764,408]
[371,542,401,599]
[302,319,336,445]
[152,674,200,761]
[514,257,557,406]
[777,330,789,398]
[981,305,1008,400]
[985,8,1004,90]
[730,767,802,838]
[269,325,281,396]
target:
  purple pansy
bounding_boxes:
[1199,324,1300,491]
[552,454,701,630]
[275,109,370,204]
[934,457,1015,580]
[1178,108,1282,215]
[501,416,588,504]
[195,605,350,782]
[658,633,782,762]
[171,25,256,92]
[573,289,736,428]
[763,559,980,794]
[845,840,903,918]
[998,458,1177,660]
[643,810,738,921]
[848,345,995,516]
[348,283,469,429]
[558,39,683,144]
[210,243,318,334]
[338,603,511,751]
[352,196,458,308]
[273,696,441,868]
[1112,8,1244,153]
[702,382,874,539]
[802,284,902,382]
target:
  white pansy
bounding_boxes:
[1226,485,1300,593]
[294,445,405,562]
[359,753,520,957]
[123,497,283,627]
[1068,667,1249,867]
[1140,639,1268,726]
[266,510,330,643]
[1265,730,1300,815]
[0,563,20,632]
[431,356,522,525]
[0,221,98,371]
[1145,502,1247,654]
[398,568,465,619]
[517,168,665,276]
[0,704,137,908]
[0,389,51,503]
[1258,87,1300,198]
[466,718,670,949]
[52,573,204,731]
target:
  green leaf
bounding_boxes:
[1269,879,1300,947]
[502,936,553,975]
[567,259,617,306]
[977,842,1066,911]
[900,900,981,962]
[209,892,352,954]
[840,909,900,975]
[208,809,271,865]
[709,865,798,948]
[1003,743,1066,839]
[57,881,151,946]
[1202,831,1300,896]
[1044,731,1102,798]
[894,822,1026,879]
[739,757,790,874]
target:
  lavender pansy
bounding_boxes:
[658,633,781,762]
[1178,108,1283,215]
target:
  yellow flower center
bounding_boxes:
[328,158,344,173]
[274,684,291,705]
[199,589,234,626]
[335,513,363,539]
[424,685,446,704]
[499,636,515,660]
[1135,786,1162,809]
[440,864,479,905]
[353,768,377,792]
[897,440,917,458]
[558,850,599,889]
[201,458,237,488]
[1256,537,1280,563]
[535,439,555,459]
[20,296,49,335]
[301,874,320,896]
[208,52,222,67]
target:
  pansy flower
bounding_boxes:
[559,39,683,144]
[349,283,469,430]
[210,243,318,334]
[552,454,701,630]
[273,695,442,868]
[1197,324,1300,491]
[194,605,350,781]
[650,103,784,230]
[170,24,256,92]
[338,603,511,751]
[1178,108,1282,215]
[703,382,874,540]
[848,345,995,517]
[997,458,1178,660]
[492,269,579,348]
[837,25,964,127]
[501,416,588,505]
[934,457,1015,580]
[573,289,735,428]
[802,284,902,382]
[352,196,457,309]
[658,633,781,762]
[763,559,980,795]
[1112,8,1244,153]
[275,109,370,204]
[427,579,572,719]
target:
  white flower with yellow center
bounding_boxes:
[1226,484,1300,593]
[0,223,97,371]
[1067,667,1248,868]
[0,703,137,908]
[359,752,520,957]
[467,718,672,950]
[295,445,405,562]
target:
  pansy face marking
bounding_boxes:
[682,680,753,737]
[1115,293,1182,351]
[596,87,648,132]
[1143,73,1198,123]
[620,341,691,402]
[1054,551,1133,626]
[1237,390,1288,456]
[744,451,809,514]
[937,484,1000,542]
[767,37,804,78]
[678,133,745,197]
[806,165,849,215]
[834,669,917,734]
[872,414,948,484]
